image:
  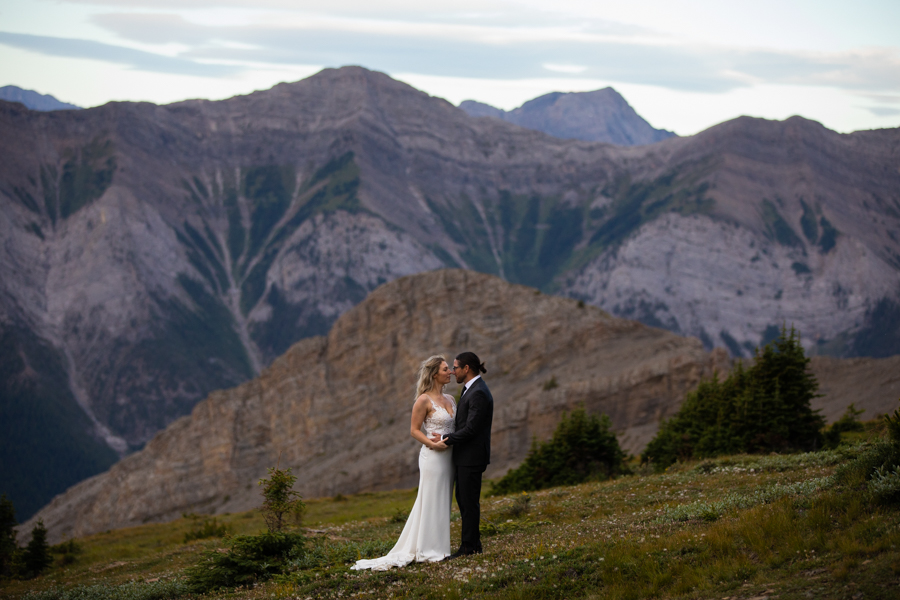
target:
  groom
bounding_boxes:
[432,351,493,559]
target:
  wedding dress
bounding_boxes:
[351,396,456,570]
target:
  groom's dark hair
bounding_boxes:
[456,351,487,375]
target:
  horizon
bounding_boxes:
[1,67,892,139]
[1,1,898,136]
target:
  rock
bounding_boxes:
[20,270,726,542]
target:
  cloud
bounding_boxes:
[0,31,241,77]
[82,9,900,96]
[736,48,900,92]
[12,6,900,97]
[542,63,589,74]
[866,106,900,117]
[88,13,742,92]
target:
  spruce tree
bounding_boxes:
[23,520,52,578]
[0,494,16,577]
[491,408,626,494]
[642,326,825,470]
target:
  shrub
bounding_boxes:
[185,531,304,593]
[185,463,307,592]
[823,403,865,449]
[50,539,83,566]
[24,579,188,600]
[642,326,825,470]
[835,398,900,504]
[491,407,626,495]
[288,538,394,570]
[182,514,230,543]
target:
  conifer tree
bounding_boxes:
[491,407,626,494]
[0,494,17,577]
[642,326,825,470]
[23,520,52,578]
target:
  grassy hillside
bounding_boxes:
[3,425,898,600]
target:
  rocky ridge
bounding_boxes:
[21,269,730,543]
[459,87,676,145]
[0,85,81,111]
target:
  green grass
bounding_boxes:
[3,428,898,599]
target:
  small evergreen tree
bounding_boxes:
[643,326,825,470]
[23,520,52,578]
[186,463,306,593]
[491,407,626,495]
[0,494,17,577]
[258,466,305,533]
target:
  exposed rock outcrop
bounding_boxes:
[22,270,728,542]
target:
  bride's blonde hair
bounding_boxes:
[415,355,446,398]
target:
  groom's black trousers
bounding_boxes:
[454,464,486,552]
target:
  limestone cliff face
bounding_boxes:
[22,270,727,542]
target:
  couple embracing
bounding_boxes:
[352,352,494,571]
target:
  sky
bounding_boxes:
[1,0,898,136]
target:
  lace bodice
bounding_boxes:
[424,396,456,438]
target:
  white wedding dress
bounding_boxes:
[351,395,456,570]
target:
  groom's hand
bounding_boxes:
[430,434,448,449]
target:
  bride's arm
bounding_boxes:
[410,395,438,449]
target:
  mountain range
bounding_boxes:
[0,85,81,111]
[2,66,899,521]
[459,88,675,145]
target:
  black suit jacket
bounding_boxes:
[444,377,493,467]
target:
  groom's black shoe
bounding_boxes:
[442,547,477,561]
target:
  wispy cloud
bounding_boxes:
[0,31,241,77]
[866,106,900,117]
[82,10,900,96]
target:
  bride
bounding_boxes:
[351,355,456,570]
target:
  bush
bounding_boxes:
[835,398,900,504]
[642,326,825,470]
[51,539,83,567]
[185,531,304,593]
[491,407,626,495]
[182,514,230,543]
[288,538,394,570]
[185,463,307,592]
[823,403,865,449]
[24,579,188,600]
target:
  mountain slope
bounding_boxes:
[20,269,728,542]
[459,87,675,145]
[1,66,899,520]
[0,85,80,111]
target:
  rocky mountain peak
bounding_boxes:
[0,85,81,111]
[459,86,676,145]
